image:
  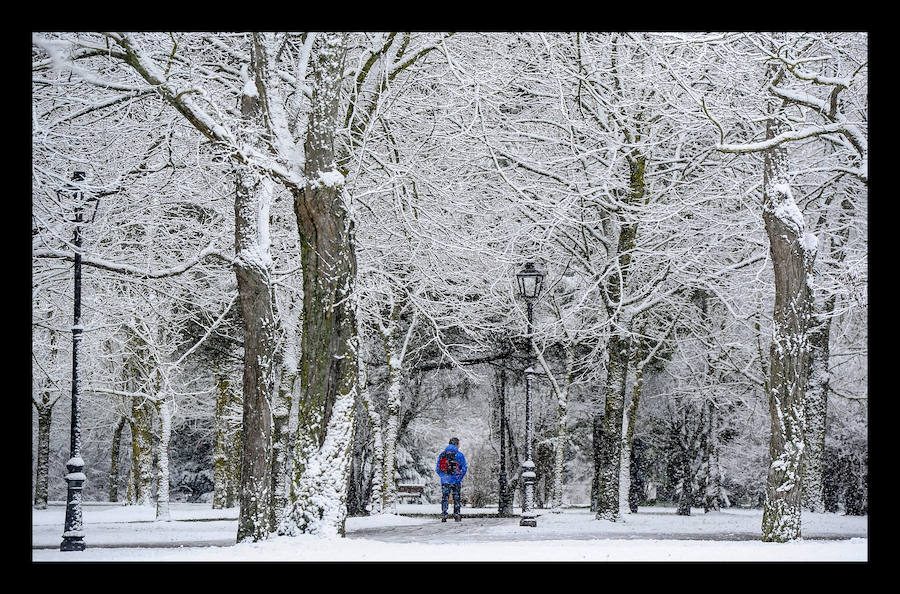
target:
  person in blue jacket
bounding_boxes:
[435,437,468,522]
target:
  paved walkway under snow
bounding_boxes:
[32,503,867,551]
[346,506,867,544]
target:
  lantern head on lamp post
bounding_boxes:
[516,262,545,302]
[515,262,544,527]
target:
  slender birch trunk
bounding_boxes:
[227,398,242,509]
[620,354,645,515]
[272,278,301,525]
[381,358,402,512]
[379,306,401,513]
[550,349,574,512]
[380,306,416,512]
[272,353,296,525]
[801,293,834,513]
[155,395,173,521]
[361,387,384,514]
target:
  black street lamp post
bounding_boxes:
[59,171,97,552]
[516,262,544,527]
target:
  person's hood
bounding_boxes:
[443,444,459,452]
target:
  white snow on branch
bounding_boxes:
[716,123,849,154]
[33,242,233,278]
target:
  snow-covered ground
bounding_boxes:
[32,502,867,562]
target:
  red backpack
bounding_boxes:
[439,450,459,475]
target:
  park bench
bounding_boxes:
[397,483,425,504]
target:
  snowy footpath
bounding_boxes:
[32,502,867,562]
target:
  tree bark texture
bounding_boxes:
[227,404,243,509]
[293,32,355,467]
[360,384,384,514]
[379,305,414,512]
[108,416,126,502]
[130,395,154,506]
[33,317,59,510]
[271,362,295,524]
[551,350,574,512]
[703,401,722,512]
[281,33,359,537]
[596,328,632,521]
[155,396,173,521]
[233,35,282,542]
[212,371,230,509]
[233,171,278,542]
[595,154,643,521]
[801,295,833,513]
[803,196,852,513]
[760,114,817,542]
[33,404,53,509]
[620,335,648,514]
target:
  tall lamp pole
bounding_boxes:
[516,262,544,527]
[59,171,97,552]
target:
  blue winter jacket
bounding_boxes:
[435,444,467,485]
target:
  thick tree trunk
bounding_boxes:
[704,401,722,512]
[280,33,358,537]
[596,325,632,521]
[595,154,643,522]
[233,252,277,541]
[233,35,281,542]
[130,395,155,506]
[760,114,817,543]
[233,172,279,542]
[125,432,135,503]
[108,416,126,503]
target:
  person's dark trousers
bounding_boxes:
[441,483,462,517]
